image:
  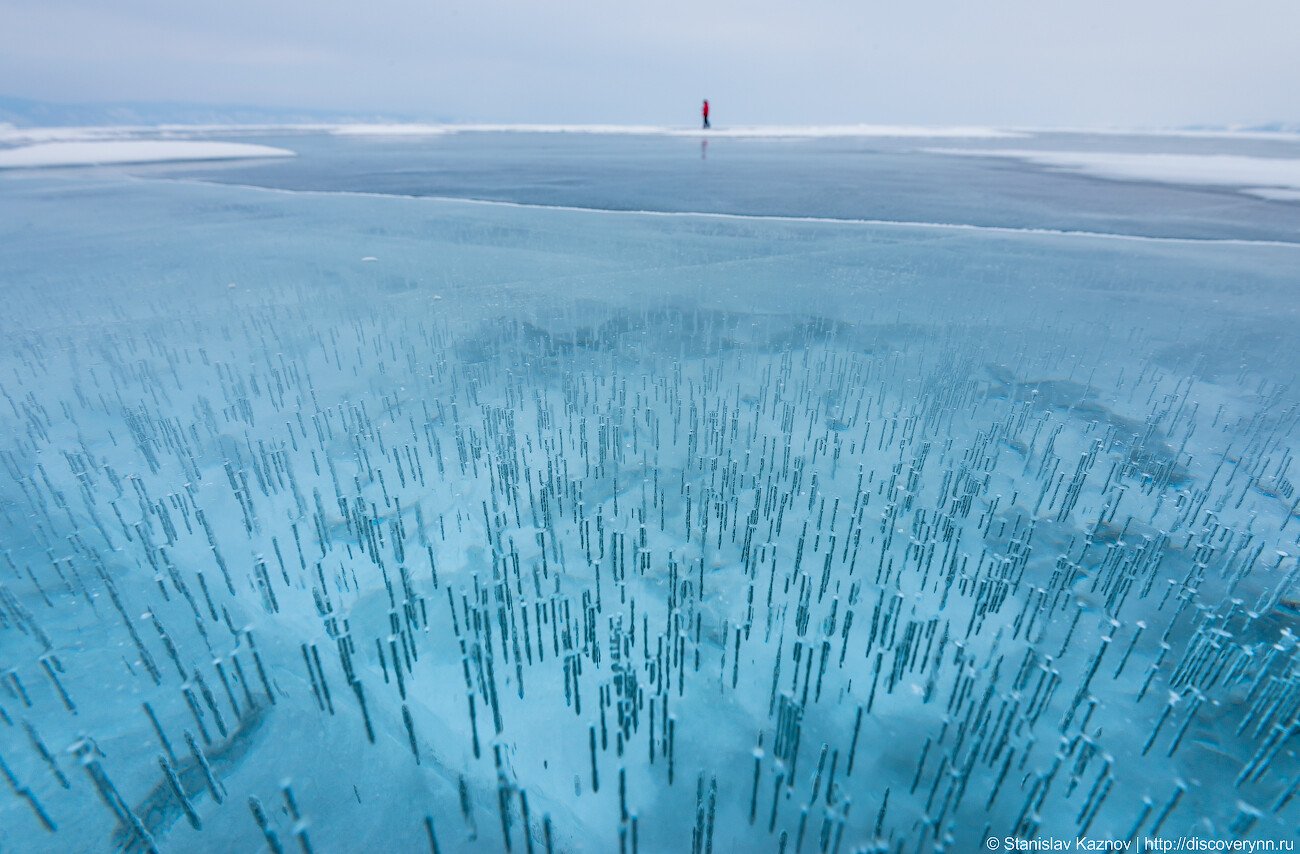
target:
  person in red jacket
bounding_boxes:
[702,99,711,130]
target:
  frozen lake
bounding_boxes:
[1,128,1298,851]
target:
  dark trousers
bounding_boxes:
[702,117,710,129]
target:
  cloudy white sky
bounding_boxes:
[1,0,1296,127]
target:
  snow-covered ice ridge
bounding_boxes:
[930,148,1300,201]
[329,123,1029,138]
[0,121,1027,143]
[0,172,1297,852]
[0,140,295,169]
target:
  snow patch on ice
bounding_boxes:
[928,148,1300,199]
[1246,187,1300,201]
[0,123,332,144]
[1014,126,1300,143]
[0,140,297,169]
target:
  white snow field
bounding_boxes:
[0,129,1297,853]
[931,148,1300,200]
[0,140,295,169]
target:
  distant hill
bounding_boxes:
[0,95,425,127]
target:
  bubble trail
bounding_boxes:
[1,184,1298,853]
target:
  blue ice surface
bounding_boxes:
[0,130,1298,852]
[167,130,1300,242]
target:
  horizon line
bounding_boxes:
[5,121,1300,143]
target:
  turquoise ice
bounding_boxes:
[1,131,1298,851]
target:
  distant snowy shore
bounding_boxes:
[7,121,1300,146]
[0,122,1030,145]
[0,140,295,169]
[8,121,1300,149]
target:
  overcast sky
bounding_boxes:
[1,0,1296,127]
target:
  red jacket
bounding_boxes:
[702,101,710,118]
